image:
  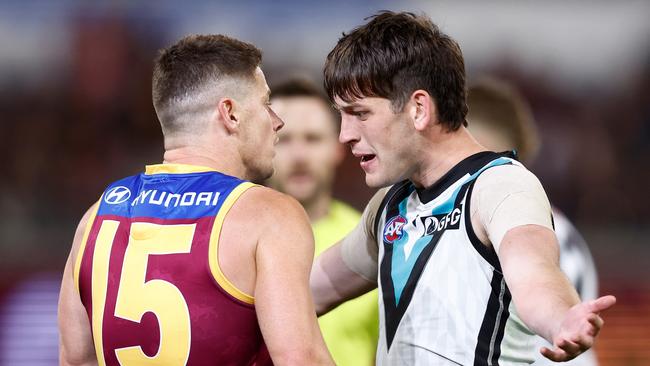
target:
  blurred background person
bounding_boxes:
[266,79,378,366]
[467,77,599,366]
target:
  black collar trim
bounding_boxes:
[415,150,516,203]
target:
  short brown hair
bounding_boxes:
[272,78,330,105]
[467,77,540,162]
[324,11,468,131]
[271,78,339,130]
[152,34,262,133]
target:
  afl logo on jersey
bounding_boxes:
[383,215,407,243]
[104,186,131,205]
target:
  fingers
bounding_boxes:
[542,337,587,362]
[557,338,582,356]
[569,332,594,350]
[540,346,568,362]
[588,295,616,313]
[545,296,613,363]
[586,313,604,336]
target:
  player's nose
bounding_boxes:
[339,114,359,145]
[271,109,284,132]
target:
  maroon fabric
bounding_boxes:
[78,214,271,365]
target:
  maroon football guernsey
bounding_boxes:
[74,164,271,365]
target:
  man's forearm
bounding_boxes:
[310,258,342,315]
[310,244,376,316]
[499,225,580,342]
[499,225,615,361]
[508,262,580,342]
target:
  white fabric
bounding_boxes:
[338,156,575,365]
[339,188,385,283]
[375,162,537,365]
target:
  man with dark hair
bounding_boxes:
[267,78,378,366]
[467,77,600,366]
[310,11,615,365]
[58,34,334,366]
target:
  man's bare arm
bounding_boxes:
[500,225,615,362]
[473,166,615,361]
[58,204,98,366]
[311,243,377,315]
[310,189,385,315]
[251,189,334,365]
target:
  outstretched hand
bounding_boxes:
[541,295,616,362]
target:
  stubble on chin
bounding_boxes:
[248,167,272,184]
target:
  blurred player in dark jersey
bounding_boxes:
[467,77,599,366]
[58,34,333,366]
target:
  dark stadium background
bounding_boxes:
[0,1,648,364]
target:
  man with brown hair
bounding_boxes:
[310,11,615,365]
[266,79,379,366]
[58,34,333,366]
[467,77,600,366]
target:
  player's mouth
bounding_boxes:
[288,171,313,183]
[359,154,377,170]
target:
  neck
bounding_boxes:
[410,126,486,188]
[302,192,333,223]
[162,139,245,179]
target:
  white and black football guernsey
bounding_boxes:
[374,151,539,366]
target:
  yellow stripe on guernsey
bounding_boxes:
[73,199,101,295]
[144,163,219,175]
[208,181,257,304]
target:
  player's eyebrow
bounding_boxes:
[337,103,367,113]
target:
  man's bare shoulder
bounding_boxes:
[228,186,315,268]
[229,185,310,230]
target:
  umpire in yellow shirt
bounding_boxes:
[266,79,378,366]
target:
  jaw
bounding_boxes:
[359,153,390,188]
[363,168,391,188]
[365,158,416,188]
[245,160,275,184]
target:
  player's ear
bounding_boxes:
[409,90,434,131]
[217,97,239,134]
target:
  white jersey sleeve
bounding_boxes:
[339,188,388,283]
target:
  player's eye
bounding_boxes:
[305,133,324,143]
[353,111,369,119]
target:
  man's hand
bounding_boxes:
[541,295,616,362]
